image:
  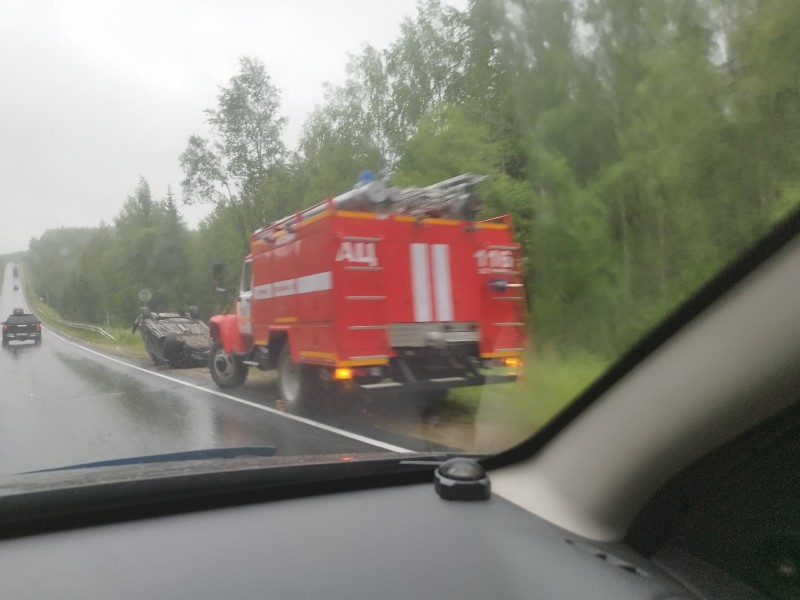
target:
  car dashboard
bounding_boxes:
[0,479,691,599]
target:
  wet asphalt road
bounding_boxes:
[0,264,424,476]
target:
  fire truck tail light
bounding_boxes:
[492,356,522,369]
[333,368,353,381]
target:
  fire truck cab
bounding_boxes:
[208,172,525,414]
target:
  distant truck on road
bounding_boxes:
[12,264,19,278]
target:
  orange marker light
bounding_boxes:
[504,357,522,369]
[333,368,353,381]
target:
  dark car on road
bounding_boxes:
[133,307,212,368]
[2,309,42,346]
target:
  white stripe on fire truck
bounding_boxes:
[410,243,432,322]
[252,271,332,300]
[272,278,297,298]
[297,271,332,294]
[253,284,271,300]
[431,244,454,321]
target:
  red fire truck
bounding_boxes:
[208,172,526,414]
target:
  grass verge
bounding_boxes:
[23,283,146,353]
[450,349,609,431]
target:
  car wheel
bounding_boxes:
[208,340,248,388]
[277,344,319,415]
[140,307,153,320]
[188,306,200,320]
[424,389,449,405]
[34,338,41,346]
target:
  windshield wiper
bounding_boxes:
[397,452,488,466]
[22,446,278,474]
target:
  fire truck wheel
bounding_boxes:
[277,345,319,414]
[425,389,449,404]
[403,389,449,407]
[209,340,248,388]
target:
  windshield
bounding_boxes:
[0,0,797,484]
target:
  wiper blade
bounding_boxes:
[22,446,278,474]
[397,452,488,467]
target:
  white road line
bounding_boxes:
[43,327,413,454]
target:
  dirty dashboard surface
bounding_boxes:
[0,480,690,599]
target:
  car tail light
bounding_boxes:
[34,323,41,331]
[2,324,6,332]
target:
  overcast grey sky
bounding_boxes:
[0,0,466,254]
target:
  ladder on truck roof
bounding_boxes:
[256,172,490,238]
[396,173,487,220]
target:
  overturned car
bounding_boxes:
[133,307,212,368]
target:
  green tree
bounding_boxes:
[384,0,470,156]
[27,227,96,310]
[151,186,191,310]
[180,56,288,247]
[297,46,391,203]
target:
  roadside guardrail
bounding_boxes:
[54,319,117,341]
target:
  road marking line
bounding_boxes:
[43,327,413,454]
